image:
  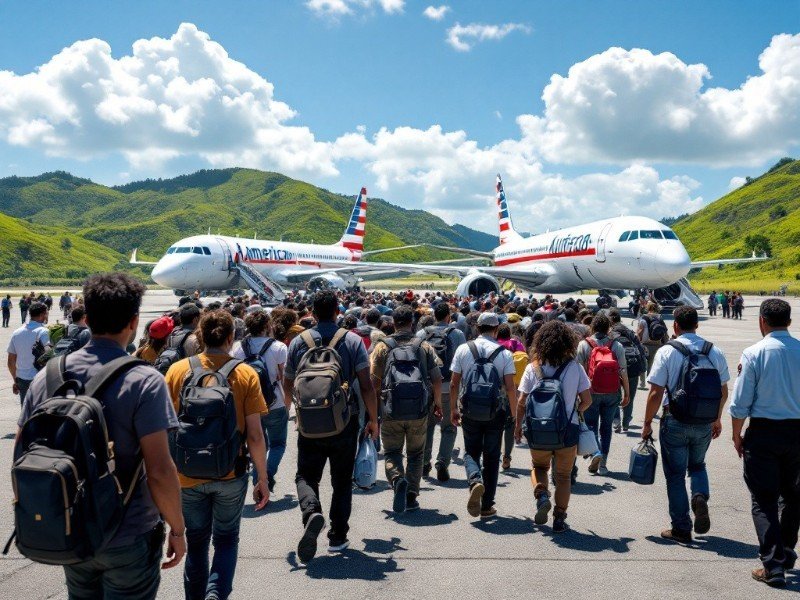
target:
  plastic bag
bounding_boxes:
[577,415,599,457]
[629,436,659,485]
[353,435,377,490]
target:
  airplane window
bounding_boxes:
[176,247,190,254]
[202,247,211,255]
[167,248,176,255]
[619,231,630,242]
[640,230,664,239]
[628,231,639,241]
[192,247,203,254]
[663,230,678,240]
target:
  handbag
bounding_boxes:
[629,435,659,485]
[577,413,599,457]
[353,434,378,490]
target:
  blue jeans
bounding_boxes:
[462,410,506,510]
[182,475,248,600]
[659,415,712,532]
[616,377,638,429]
[251,407,288,485]
[583,392,620,456]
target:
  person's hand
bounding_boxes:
[514,424,523,444]
[733,433,744,458]
[711,419,722,440]
[620,395,630,408]
[450,410,461,428]
[12,383,19,395]
[641,421,652,440]
[433,405,443,420]
[365,420,379,441]
[253,480,270,511]
[162,530,186,569]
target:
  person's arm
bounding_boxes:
[731,416,746,457]
[449,371,462,427]
[503,373,517,418]
[431,376,442,411]
[576,389,592,413]
[640,384,664,439]
[514,391,527,442]
[356,367,379,440]
[619,374,630,407]
[7,352,18,395]
[139,430,186,570]
[711,384,729,439]
[245,413,269,510]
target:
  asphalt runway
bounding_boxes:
[0,290,798,598]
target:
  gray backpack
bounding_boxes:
[381,337,430,420]
[293,329,352,438]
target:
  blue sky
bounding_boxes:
[0,1,797,233]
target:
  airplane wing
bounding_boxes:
[690,253,769,269]
[129,248,158,266]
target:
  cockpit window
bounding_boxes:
[202,247,211,255]
[628,230,639,241]
[167,247,176,255]
[618,231,630,242]
[662,230,678,240]
[640,230,663,239]
[176,247,190,254]
[192,247,203,255]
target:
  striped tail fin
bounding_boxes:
[337,187,367,259]
[496,174,522,245]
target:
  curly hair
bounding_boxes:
[530,320,576,366]
[244,310,270,337]
[269,307,298,342]
[198,310,234,348]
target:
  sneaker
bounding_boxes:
[406,494,420,512]
[467,482,485,517]
[328,539,350,553]
[752,568,786,588]
[480,506,497,519]
[597,456,609,476]
[268,476,276,493]
[785,549,797,571]
[422,462,432,477]
[502,455,511,470]
[553,514,569,533]
[622,425,629,432]
[534,493,552,525]
[392,478,408,514]
[613,419,621,434]
[660,528,692,544]
[691,494,710,535]
[588,453,602,474]
[436,464,450,482]
[297,513,325,563]
[571,465,578,485]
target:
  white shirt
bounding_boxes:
[232,336,288,411]
[7,321,50,380]
[450,335,515,395]
[518,360,591,425]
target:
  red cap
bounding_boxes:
[149,316,175,340]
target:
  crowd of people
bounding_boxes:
[4,276,799,597]
[707,291,746,318]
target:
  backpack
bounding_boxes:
[381,337,430,420]
[353,326,373,353]
[512,350,529,388]
[423,325,456,380]
[611,329,644,379]
[170,356,243,480]
[586,338,621,394]
[242,336,277,406]
[48,323,67,346]
[31,327,53,371]
[643,315,667,343]
[523,363,577,450]
[154,330,192,375]
[665,341,723,425]
[292,329,353,439]
[459,342,505,422]
[51,329,85,362]
[8,356,147,565]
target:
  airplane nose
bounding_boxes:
[656,243,691,283]
[151,257,188,287]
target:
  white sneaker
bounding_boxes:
[598,456,609,476]
[328,539,350,553]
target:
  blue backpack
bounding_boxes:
[523,362,578,450]
[666,341,722,425]
[459,342,505,421]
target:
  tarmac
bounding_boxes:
[0,290,798,598]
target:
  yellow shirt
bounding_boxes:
[165,352,267,488]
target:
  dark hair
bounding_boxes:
[28,301,48,319]
[231,302,245,318]
[313,290,339,321]
[497,323,511,340]
[417,314,435,329]
[206,301,222,311]
[244,310,270,337]
[760,298,791,327]
[378,316,395,335]
[607,308,621,323]
[71,306,86,323]
[532,320,577,366]
[673,306,698,331]
[270,307,298,341]
[393,305,413,327]
[199,310,234,348]
[342,314,359,330]
[366,308,381,326]
[478,324,497,334]
[590,313,611,335]
[434,303,450,321]
[179,303,201,326]
[83,273,144,335]
[563,308,576,322]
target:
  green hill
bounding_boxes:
[675,158,800,294]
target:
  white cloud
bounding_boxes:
[446,22,531,52]
[521,33,800,166]
[494,110,502,120]
[306,0,404,18]
[423,5,450,21]
[728,176,747,190]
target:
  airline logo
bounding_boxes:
[338,187,367,257]
[494,233,595,266]
[496,175,514,245]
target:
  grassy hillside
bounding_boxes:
[675,159,800,294]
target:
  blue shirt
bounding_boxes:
[729,330,800,420]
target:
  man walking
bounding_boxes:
[7,301,50,405]
[642,306,729,544]
[729,299,800,588]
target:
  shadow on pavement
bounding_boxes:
[382,508,459,527]
[545,529,634,553]
[287,550,405,580]
[471,514,535,536]
[362,537,407,554]
[242,494,298,518]
[353,481,390,496]
[646,534,759,559]
[501,467,531,480]
[571,480,617,496]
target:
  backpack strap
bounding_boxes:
[327,328,349,350]
[487,345,505,363]
[216,358,244,381]
[45,354,68,397]
[259,338,276,356]
[242,336,254,360]
[383,337,398,352]
[84,356,150,399]
[586,337,598,349]
[299,330,318,351]
[700,341,714,356]
[552,361,569,381]
[467,341,480,361]
[666,340,691,357]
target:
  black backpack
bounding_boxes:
[643,315,667,343]
[292,329,353,439]
[381,337,430,420]
[154,330,192,375]
[170,357,243,480]
[242,336,277,406]
[666,341,723,424]
[459,342,505,422]
[423,325,456,380]
[612,329,644,379]
[523,363,577,450]
[8,356,147,565]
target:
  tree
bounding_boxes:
[744,234,772,257]
[61,238,72,251]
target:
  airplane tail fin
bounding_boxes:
[496,174,522,245]
[337,187,367,258]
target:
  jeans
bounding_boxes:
[616,376,638,429]
[2,308,9,327]
[462,410,506,510]
[583,392,620,456]
[425,392,457,468]
[382,414,428,495]
[15,377,32,406]
[659,415,712,532]
[503,412,516,459]
[296,417,359,543]
[182,475,248,600]
[743,419,800,573]
[64,528,163,600]
[251,407,288,485]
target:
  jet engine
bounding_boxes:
[455,272,500,297]
[306,273,347,292]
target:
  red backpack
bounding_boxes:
[586,338,621,393]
